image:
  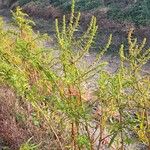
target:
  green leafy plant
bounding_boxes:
[97,29,150,149]
[19,138,39,150]
[0,0,149,150]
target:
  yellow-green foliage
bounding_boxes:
[19,138,39,150]
[97,29,150,148]
[0,1,150,150]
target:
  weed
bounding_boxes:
[0,0,149,149]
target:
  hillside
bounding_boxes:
[1,0,150,26]
[0,1,150,150]
[1,0,150,52]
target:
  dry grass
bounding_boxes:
[0,86,64,149]
[22,2,62,20]
[0,86,27,149]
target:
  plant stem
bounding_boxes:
[71,122,77,150]
[32,102,64,150]
[85,123,94,150]
[119,109,124,150]
[97,108,103,150]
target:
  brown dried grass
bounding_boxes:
[22,2,62,20]
[0,86,27,150]
[0,86,61,149]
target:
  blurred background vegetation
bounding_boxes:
[17,0,150,26]
[53,0,150,26]
[1,0,149,27]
